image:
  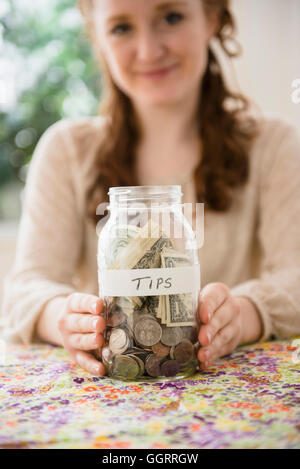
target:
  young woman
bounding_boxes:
[2,0,300,377]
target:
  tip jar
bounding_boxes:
[96,185,202,381]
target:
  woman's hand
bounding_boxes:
[197,282,243,368]
[58,293,106,376]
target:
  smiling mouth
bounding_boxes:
[139,64,178,78]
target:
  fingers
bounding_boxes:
[198,317,240,366]
[198,298,239,347]
[75,350,106,376]
[198,283,229,324]
[65,313,106,333]
[67,293,104,315]
[69,332,104,350]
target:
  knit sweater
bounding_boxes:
[1,113,300,344]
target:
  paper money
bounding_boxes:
[108,219,173,270]
[105,224,142,314]
[105,224,142,266]
[160,248,195,327]
[108,220,173,310]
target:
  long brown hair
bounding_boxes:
[77,0,260,225]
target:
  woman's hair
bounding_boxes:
[77,0,260,225]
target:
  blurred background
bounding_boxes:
[0,0,300,305]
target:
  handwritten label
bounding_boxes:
[98,265,201,297]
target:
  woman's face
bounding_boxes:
[93,0,218,106]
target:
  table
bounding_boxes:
[0,339,300,449]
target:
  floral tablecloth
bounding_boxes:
[0,339,300,449]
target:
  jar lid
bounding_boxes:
[108,185,183,202]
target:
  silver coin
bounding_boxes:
[169,345,175,360]
[101,346,113,366]
[132,312,155,325]
[128,354,145,376]
[134,317,162,347]
[161,325,183,347]
[111,354,140,380]
[109,328,130,355]
[181,326,197,342]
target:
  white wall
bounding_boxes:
[230,0,300,129]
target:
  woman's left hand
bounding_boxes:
[197,282,243,368]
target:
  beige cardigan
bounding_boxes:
[1,113,300,344]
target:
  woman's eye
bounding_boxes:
[165,12,184,25]
[110,11,184,36]
[110,24,131,36]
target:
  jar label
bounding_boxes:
[98,265,201,297]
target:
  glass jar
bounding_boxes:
[97,185,202,381]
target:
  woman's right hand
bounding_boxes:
[58,292,106,376]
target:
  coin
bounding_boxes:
[134,317,162,347]
[101,346,113,365]
[178,359,198,377]
[111,355,140,380]
[169,345,175,360]
[152,342,170,359]
[193,341,200,355]
[161,360,180,377]
[173,339,195,365]
[134,340,153,352]
[107,304,127,327]
[109,328,130,355]
[123,346,147,355]
[99,346,114,374]
[145,354,162,377]
[129,354,145,376]
[161,325,183,346]
[181,326,198,343]
[133,312,155,321]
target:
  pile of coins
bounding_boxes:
[94,301,199,381]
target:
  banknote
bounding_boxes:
[104,224,142,313]
[105,224,141,266]
[160,249,195,327]
[108,219,173,310]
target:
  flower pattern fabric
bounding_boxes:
[0,339,300,449]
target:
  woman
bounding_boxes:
[1,0,300,377]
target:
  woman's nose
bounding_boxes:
[136,27,165,62]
